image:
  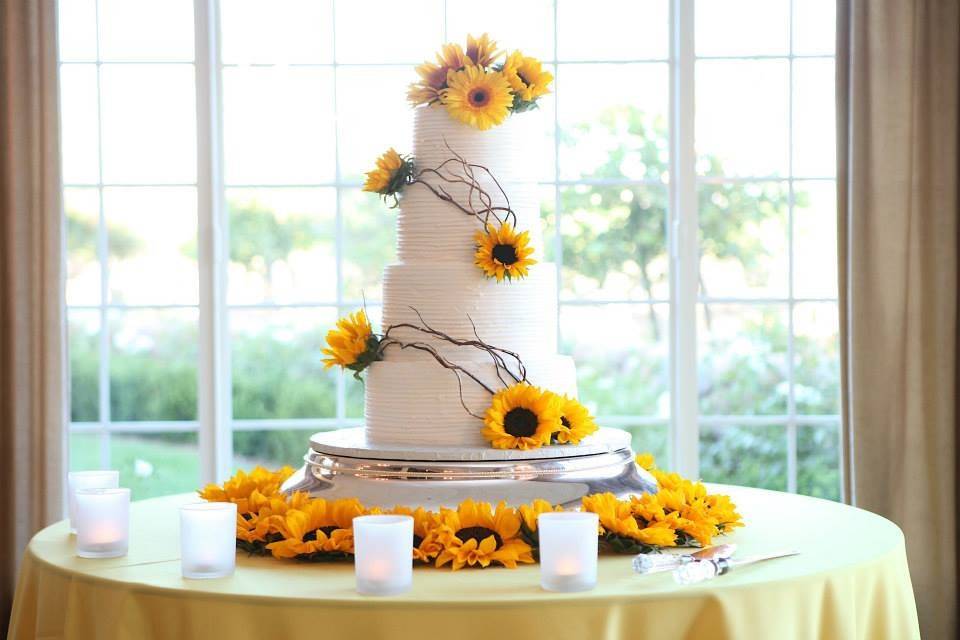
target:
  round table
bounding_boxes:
[7,485,920,640]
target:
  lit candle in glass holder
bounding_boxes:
[353,514,413,596]
[67,470,119,534]
[537,512,599,592]
[179,502,238,579]
[75,487,130,558]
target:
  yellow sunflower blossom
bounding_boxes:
[236,490,310,544]
[362,148,413,199]
[481,383,562,450]
[199,465,294,515]
[435,499,534,570]
[518,499,564,533]
[267,497,364,559]
[582,492,678,549]
[321,309,381,376]
[388,505,445,563]
[466,33,502,67]
[705,493,745,532]
[635,452,656,471]
[474,223,537,281]
[501,50,553,104]
[552,394,598,444]
[442,65,514,130]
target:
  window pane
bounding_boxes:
[69,310,100,423]
[65,187,101,305]
[696,0,790,57]
[58,0,98,62]
[225,188,337,305]
[98,0,194,62]
[698,304,788,415]
[793,181,838,298]
[220,0,333,64]
[558,0,668,61]
[103,187,198,305]
[560,304,669,416]
[110,308,199,421]
[797,422,841,500]
[234,428,314,469]
[223,67,336,185]
[540,185,557,263]
[700,423,787,490]
[336,67,413,182]
[624,424,669,467]
[699,181,789,298]
[100,64,197,183]
[793,0,836,56]
[794,303,840,414]
[558,63,668,181]
[111,432,200,500]
[341,189,396,302]
[70,432,106,470]
[793,58,836,178]
[231,308,338,420]
[560,184,668,300]
[334,0,442,64]
[447,0,554,61]
[59,64,99,185]
[696,60,789,178]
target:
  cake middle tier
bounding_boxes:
[381,262,558,360]
[365,353,579,447]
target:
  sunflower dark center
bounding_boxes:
[492,243,518,265]
[457,526,502,549]
[413,534,424,548]
[468,88,490,107]
[504,407,539,437]
[561,416,571,428]
[304,525,339,542]
[518,70,532,86]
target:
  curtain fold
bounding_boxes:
[0,0,67,632]
[837,1,960,638]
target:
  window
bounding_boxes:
[59,0,839,500]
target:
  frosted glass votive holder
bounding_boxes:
[353,515,413,596]
[538,512,599,592]
[180,502,238,579]
[75,487,130,559]
[68,470,119,534]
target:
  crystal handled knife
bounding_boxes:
[673,550,800,585]
[632,544,737,575]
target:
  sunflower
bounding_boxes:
[236,490,311,552]
[474,223,537,281]
[266,497,364,560]
[362,148,415,207]
[635,452,656,471]
[442,65,514,130]
[435,499,534,570]
[466,33,501,67]
[582,492,678,550]
[407,82,443,107]
[199,465,294,515]
[388,505,444,563]
[437,42,470,72]
[551,394,598,445]
[501,50,553,107]
[481,383,562,450]
[321,310,381,376]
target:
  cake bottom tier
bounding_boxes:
[365,354,578,447]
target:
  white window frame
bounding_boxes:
[62,0,840,493]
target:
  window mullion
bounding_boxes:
[195,0,232,483]
[669,0,699,477]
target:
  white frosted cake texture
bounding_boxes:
[364,106,578,447]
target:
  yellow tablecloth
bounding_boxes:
[8,485,919,640]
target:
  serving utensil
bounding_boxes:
[632,544,737,575]
[673,549,800,585]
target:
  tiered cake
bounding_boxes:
[365,106,578,447]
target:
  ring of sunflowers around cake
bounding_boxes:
[199,454,743,570]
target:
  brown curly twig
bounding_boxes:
[408,139,518,228]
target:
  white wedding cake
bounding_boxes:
[364,106,579,447]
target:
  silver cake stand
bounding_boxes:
[280,427,657,509]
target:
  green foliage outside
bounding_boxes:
[66,106,840,501]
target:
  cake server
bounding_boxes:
[673,549,800,585]
[632,544,737,575]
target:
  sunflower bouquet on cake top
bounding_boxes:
[408,33,553,130]
[321,307,599,451]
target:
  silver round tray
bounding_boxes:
[281,427,656,509]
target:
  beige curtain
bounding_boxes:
[837,1,959,638]
[0,0,67,632]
